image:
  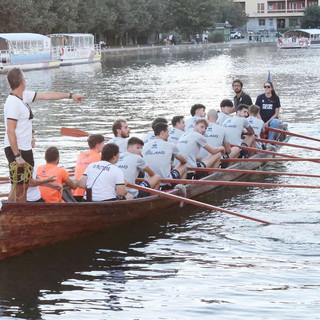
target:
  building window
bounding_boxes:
[289,18,298,26]
[257,3,265,13]
[269,19,274,26]
[278,2,285,10]
[268,4,273,10]
[301,2,305,8]
[289,2,297,10]
[259,19,266,26]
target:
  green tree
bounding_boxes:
[301,4,320,28]
[167,0,218,34]
[215,1,248,29]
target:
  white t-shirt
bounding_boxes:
[27,165,41,202]
[107,137,128,153]
[216,112,231,126]
[199,123,228,159]
[4,90,36,150]
[83,160,125,201]
[142,132,155,144]
[117,152,147,197]
[143,139,179,179]
[247,116,265,149]
[222,115,250,146]
[184,116,203,133]
[177,131,207,167]
[168,127,184,145]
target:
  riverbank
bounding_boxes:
[101,40,276,55]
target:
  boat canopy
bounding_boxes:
[283,29,320,38]
[48,33,94,48]
[0,33,51,53]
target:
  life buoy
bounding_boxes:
[299,40,304,46]
[305,39,309,45]
[278,39,283,46]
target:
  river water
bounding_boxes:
[0,44,320,319]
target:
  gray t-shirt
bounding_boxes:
[142,132,155,144]
[184,116,202,133]
[199,123,228,159]
[107,137,128,153]
[168,127,184,145]
[216,112,231,126]
[247,116,265,149]
[222,115,249,146]
[116,151,147,197]
[143,139,179,179]
[177,131,207,167]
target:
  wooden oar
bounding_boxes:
[0,193,9,198]
[220,158,320,162]
[127,183,271,225]
[268,127,320,143]
[187,167,320,178]
[158,179,320,189]
[256,138,320,152]
[60,127,90,137]
[60,127,111,140]
[230,144,320,164]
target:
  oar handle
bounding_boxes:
[127,183,271,225]
[256,138,320,152]
[268,127,320,143]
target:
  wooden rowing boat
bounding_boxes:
[0,125,289,261]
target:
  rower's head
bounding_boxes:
[232,78,243,94]
[220,99,234,114]
[127,137,144,156]
[151,117,168,130]
[190,104,206,117]
[207,109,218,123]
[112,119,130,138]
[194,119,208,135]
[101,143,120,164]
[45,147,60,165]
[249,104,260,117]
[7,68,26,91]
[171,116,185,131]
[87,134,105,153]
[154,122,169,141]
[236,104,249,118]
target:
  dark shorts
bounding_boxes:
[137,180,151,198]
[239,142,249,158]
[220,153,229,169]
[5,147,34,184]
[27,197,45,203]
[160,170,181,191]
[187,162,207,180]
[170,169,181,180]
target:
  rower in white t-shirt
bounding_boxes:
[247,104,265,149]
[184,104,206,133]
[142,117,168,144]
[168,115,185,145]
[107,119,130,153]
[117,137,160,199]
[222,104,255,158]
[79,144,127,201]
[199,109,240,163]
[177,119,225,179]
[216,99,234,126]
[143,122,187,189]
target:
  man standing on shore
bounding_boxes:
[232,78,252,109]
[4,67,85,202]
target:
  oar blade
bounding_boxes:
[60,127,90,137]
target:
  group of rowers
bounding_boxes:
[3,68,281,203]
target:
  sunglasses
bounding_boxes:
[24,102,34,120]
[264,85,271,89]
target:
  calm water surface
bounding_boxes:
[0,44,320,319]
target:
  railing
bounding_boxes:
[94,44,101,55]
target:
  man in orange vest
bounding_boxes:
[37,147,78,203]
[72,134,105,201]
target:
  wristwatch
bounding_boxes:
[69,93,73,99]
[15,153,21,159]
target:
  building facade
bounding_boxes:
[234,0,320,32]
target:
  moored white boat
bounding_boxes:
[277,29,320,49]
[47,33,101,66]
[0,33,60,72]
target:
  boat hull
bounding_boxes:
[0,128,289,261]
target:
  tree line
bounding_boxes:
[0,0,247,45]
